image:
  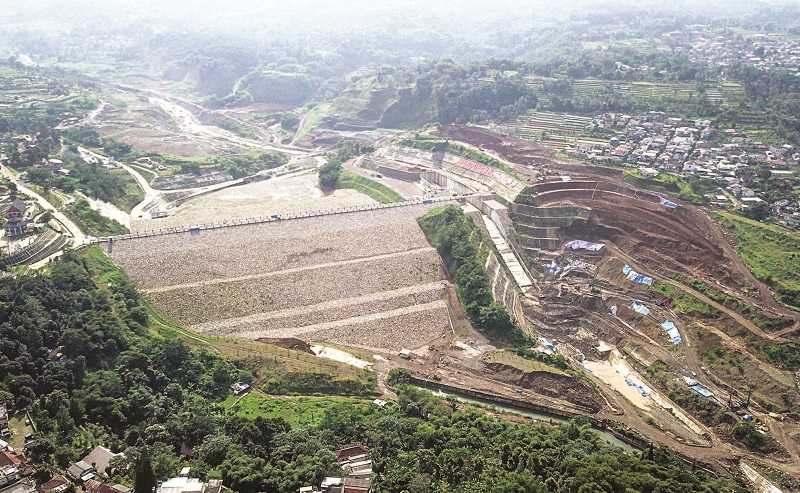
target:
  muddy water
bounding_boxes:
[83,195,131,229]
[413,385,636,452]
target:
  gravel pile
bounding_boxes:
[148,248,443,325]
[112,205,437,289]
[196,281,446,335]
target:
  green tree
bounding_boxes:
[134,456,156,493]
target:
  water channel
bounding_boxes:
[413,385,638,452]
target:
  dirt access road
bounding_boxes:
[0,163,87,245]
[110,82,313,157]
[608,244,791,342]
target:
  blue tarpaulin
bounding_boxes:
[564,240,605,252]
[661,320,682,345]
[690,384,713,398]
[623,265,654,286]
[625,376,649,396]
[539,337,556,351]
[660,197,679,209]
[631,301,651,316]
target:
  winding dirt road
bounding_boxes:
[0,163,86,245]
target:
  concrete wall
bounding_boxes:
[377,164,421,182]
[515,235,562,251]
[514,224,561,239]
[420,169,476,195]
[463,194,532,332]
[532,188,665,207]
[485,249,529,330]
[511,203,591,219]
[529,181,599,194]
[511,213,585,229]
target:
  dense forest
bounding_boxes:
[0,251,745,493]
[419,206,531,345]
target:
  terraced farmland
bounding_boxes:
[508,111,599,150]
[0,64,95,122]
[524,76,745,107]
[111,204,454,351]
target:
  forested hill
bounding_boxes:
[0,252,744,493]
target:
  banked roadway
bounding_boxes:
[94,194,473,243]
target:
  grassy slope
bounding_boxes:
[715,212,800,309]
[220,392,372,427]
[651,282,720,318]
[336,171,403,204]
[623,169,709,204]
[293,103,330,142]
[484,350,568,376]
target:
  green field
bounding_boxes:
[484,350,569,375]
[651,282,720,317]
[509,111,598,149]
[154,151,288,180]
[715,212,800,309]
[336,171,403,203]
[624,169,714,204]
[220,392,373,427]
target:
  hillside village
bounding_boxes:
[572,112,800,227]
[664,27,800,74]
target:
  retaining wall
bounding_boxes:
[485,250,528,329]
[532,187,666,208]
[511,213,584,229]
[514,224,561,239]
[512,203,591,219]
[515,235,561,251]
[529,181,599,194]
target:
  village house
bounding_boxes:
[157,477,222,493]
[81,446,124,477]
[157,468,222,493]
[66,460,96,483]
[4,199,28,236]
[84,479,131,493]
[299,444,373,493]
[36,476,70,493]
[0,464,20,488]
[0,403,8,436]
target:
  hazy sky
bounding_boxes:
[2,0,799,41]
[9,0,796,24]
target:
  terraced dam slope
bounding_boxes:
[110,204,453,351]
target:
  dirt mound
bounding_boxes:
[554,162,625,179]
[437,125,559,167]
[486,363,604,413]
[257,337,313,353]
